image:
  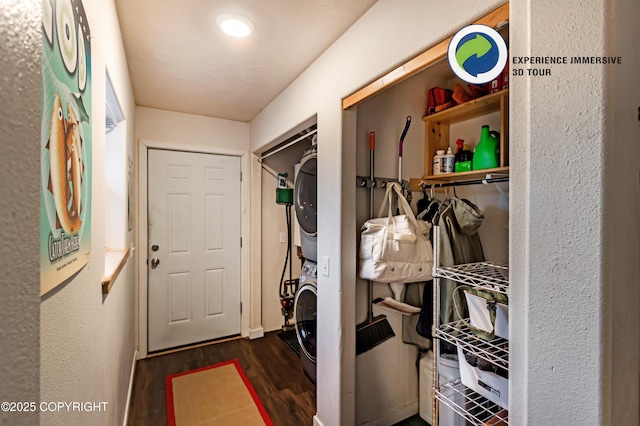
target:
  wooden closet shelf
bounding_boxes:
[422,89,508,124]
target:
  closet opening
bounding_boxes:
[257,121,319,387]
[343,4,510,424]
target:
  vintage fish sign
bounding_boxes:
[41,0,92,295]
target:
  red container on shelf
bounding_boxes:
[490,53,509,92]
[501,54,509,90]
[489,75,502,93]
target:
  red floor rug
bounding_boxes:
[166,359,273,425]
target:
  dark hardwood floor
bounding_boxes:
[127,331,316,426]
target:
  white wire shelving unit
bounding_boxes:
[434,261,509,295]
[436,379,509,425]
[432,248,510,424]
[436,320,509,370]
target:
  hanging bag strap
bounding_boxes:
[376,182,425,242]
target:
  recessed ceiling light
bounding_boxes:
[216,13,254,38]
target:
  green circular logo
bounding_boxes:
[448,25,507,84]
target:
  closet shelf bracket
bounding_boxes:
[356,176,411,193]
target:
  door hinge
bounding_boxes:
[240,171,243,181]
[240,302,243,314]
[240,237,242,248]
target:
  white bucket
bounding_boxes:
[419,351,465,426]
[418,351,434,423]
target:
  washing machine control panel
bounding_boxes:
[300,260,318,284]
[303,262,317,276]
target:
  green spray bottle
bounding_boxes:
[471,125,500,170]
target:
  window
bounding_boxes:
[103,69,128,294]
[105,70,126,249]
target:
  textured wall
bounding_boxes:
[0,1,41,425]
[510,0,618,424]
[39,0,137,424]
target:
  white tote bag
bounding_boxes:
[359,182,433,283]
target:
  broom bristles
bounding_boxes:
[356,315,395,355]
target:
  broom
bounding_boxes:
[356,132,395,355]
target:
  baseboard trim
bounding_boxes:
[146,335,242,359]
[312,414,324,426]
[249,327,264,339]
[359,400,419,426]
[122,349,138,426]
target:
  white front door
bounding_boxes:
[147,149,241,352]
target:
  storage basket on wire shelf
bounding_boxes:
[454,285,509,341]
[464,289,509,340]
[457,345,509,410]
[451,280,509,410]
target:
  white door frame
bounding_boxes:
[137,139,264,359]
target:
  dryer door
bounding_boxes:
[294,154,317,236]
[294,282,317,362]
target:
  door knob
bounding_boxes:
[150,258,160,268]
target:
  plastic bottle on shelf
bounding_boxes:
[463,143,473,161]
[443,147,455,173]
[454,143,474,172]
[454,139,465,164]
[472,125,500,170]
[433,149,445,175]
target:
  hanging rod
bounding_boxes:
[419,176,509,189]
[258,129,317,163]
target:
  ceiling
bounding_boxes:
[114,0,378,123]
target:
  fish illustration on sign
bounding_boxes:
[46,92,84,234]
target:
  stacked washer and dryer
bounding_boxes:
[293,141,318,383]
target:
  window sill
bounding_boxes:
[102,248,130,295]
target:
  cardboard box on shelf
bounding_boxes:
[485,409,508,425]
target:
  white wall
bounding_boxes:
[260,140,310,333]
[39,0,137,424]
[353,71,427,425]
[509,0,640,424]
[261,170,296,332]
[250,1,505,424]
[135,106,249,150]
[0,1,41,425]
